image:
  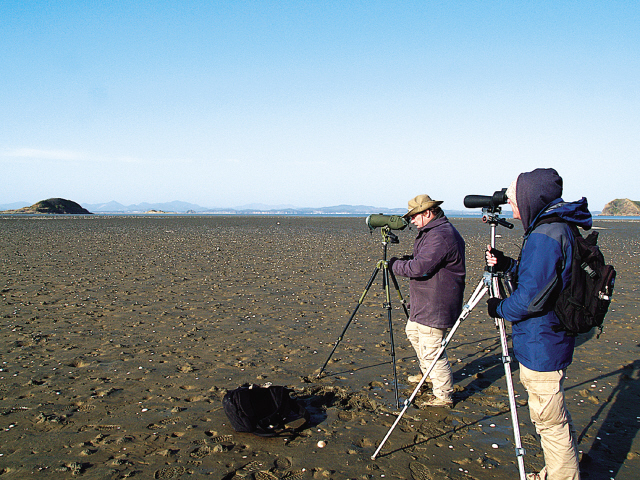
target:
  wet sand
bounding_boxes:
[1,215,638,479]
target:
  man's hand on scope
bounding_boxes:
[485,245,511,272]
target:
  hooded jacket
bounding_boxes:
[392,215,466,329]
[496,168,593,371]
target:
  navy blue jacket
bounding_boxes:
[392,215,466,329]
[497,197,592,371]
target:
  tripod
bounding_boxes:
[317,225,410,409]
[371,207,527,480]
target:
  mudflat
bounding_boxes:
[1,215,638,479]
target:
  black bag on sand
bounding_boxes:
[222,384,309,436]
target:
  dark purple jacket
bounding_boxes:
[392,216,466,328]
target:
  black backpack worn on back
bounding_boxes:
[536,217,616,337]
[222,384,309,436]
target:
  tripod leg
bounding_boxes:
[382,266,400,409]
[371,278,489,460]
[317,263,382,378]
[388,268,409,319]
[491,276,526,480]
[495,317,526,479]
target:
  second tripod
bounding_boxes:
[317,225,409,409]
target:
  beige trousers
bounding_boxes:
[519,364,581,480]
[405,321,453,402]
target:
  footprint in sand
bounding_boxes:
[254,471,279,480]
[154,465,188,479]
[234,460,268,476]
[57,462,87,475]
[279,472,306,480]
[409,461,433,480]
[77,404,96,413]
[189,445,212,458]
[95,424,121,432]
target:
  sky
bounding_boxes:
[1,1,638,211]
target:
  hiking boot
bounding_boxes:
[416,395,453,408]
[408,374,432,384]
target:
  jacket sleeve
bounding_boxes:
[392,233,449,279]
[497,231,565,323]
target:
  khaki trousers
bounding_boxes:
[405,321,453,402]
[519,364,581,480]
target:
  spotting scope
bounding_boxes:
[464,188,508,210]
[365,214,408,231]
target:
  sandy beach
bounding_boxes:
[1,215,638,479]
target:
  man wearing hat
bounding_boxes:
[390,194,466,407]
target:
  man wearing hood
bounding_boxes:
[486,168,590,480]
[390,194,466,408]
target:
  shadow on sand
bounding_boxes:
[570,359,640,478]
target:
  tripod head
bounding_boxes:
[379,225,400,244]
[481,205,514,230]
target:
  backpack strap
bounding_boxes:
[533,214,564,228]
[531,214,582,249]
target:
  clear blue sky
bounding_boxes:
[2,1,638,210]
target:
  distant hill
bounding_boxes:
[2,198,92,215]
[601,198,640,216]
[1,199,480,216]
[82,201,409,215]
[85,200,210,213]
[230,204,408,215]
[0,201,30,211]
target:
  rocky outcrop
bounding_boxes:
[3,198,92,214]
[601,199,640,216]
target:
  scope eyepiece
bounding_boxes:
[463,188,508,209]
[365,214,408,231]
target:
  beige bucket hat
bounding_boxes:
[403,194,443,218]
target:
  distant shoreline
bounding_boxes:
[3,212,638,221]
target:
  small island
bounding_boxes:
[1,198,92,215]
[601,199,640,216]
